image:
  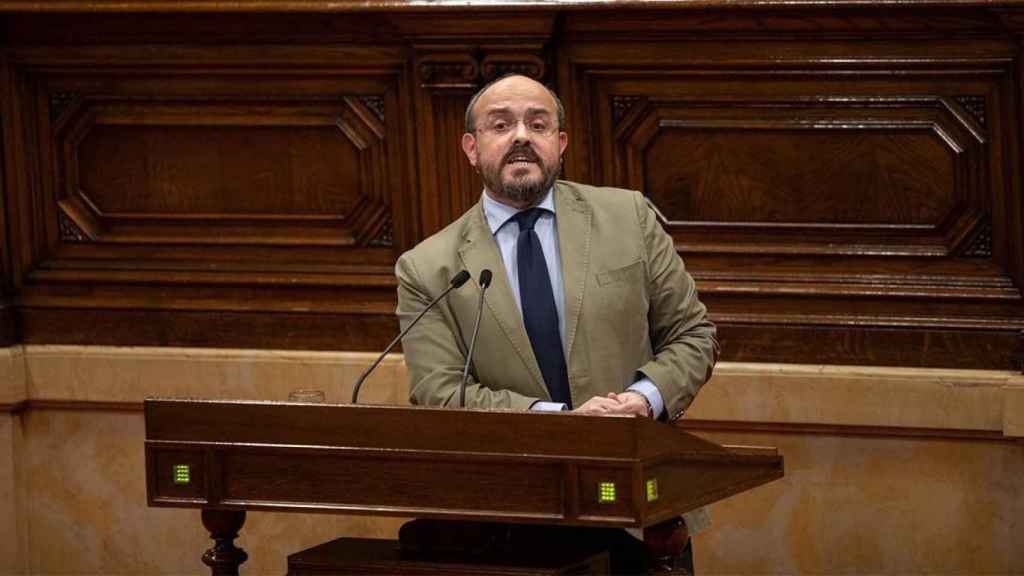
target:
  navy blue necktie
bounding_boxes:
[513,208,571,407]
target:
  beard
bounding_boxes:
[478,144,560,207]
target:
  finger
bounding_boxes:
[607,399,646,415]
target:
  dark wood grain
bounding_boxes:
[20,307,399,350]
[3,1,1024,12]
[0,6,1021,368]
[201,509,247,576]
[559,15,1024,369]
[145,399,784,528]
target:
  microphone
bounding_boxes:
[459,269,492,408]
[351,269,471,404]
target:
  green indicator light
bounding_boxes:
[646,478,659,502]
[598,481,616,503]
[173,464,191,485]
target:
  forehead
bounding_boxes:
[475,77,557,117]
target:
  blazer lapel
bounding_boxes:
[554,183,591,366]
[458,202,550,399]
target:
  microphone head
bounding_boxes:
[450,270,471,288]
[479,269,493,289]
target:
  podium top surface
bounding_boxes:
[145,398,732,464]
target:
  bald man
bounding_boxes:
[396,74,718,573]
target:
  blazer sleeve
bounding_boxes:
[632,191,720,420]
[396,252,542,411]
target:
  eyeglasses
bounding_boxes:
[476,117,557,137]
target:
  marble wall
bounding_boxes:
[0,346,1021,575]
[0,348,26,576]
[0,415,24,576]
[695,431,1022,574]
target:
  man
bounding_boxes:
[396,74,718,572]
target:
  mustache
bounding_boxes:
[502,144,540,166]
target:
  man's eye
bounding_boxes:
[492,122,509,132]
[531,122,547,132]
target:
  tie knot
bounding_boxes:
[512,207,546,232]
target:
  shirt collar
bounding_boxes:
[482,187,556,235]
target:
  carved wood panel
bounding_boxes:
[412,39,551,235]
[0,7,1022,367]
[612,97,988,258]
[561,25,1024,368]
[56,96,390,247]
[4,42,413,349]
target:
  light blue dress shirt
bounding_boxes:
[481,189,665,417]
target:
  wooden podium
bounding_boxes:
[144,399,783,574]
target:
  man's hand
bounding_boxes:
[606,391,652,417]
[573,392,652,416]
[572,396,622,415]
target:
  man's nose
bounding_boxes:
[512,119,530,142]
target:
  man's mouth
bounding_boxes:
[504,151,539,167]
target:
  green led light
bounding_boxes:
[598,481,616,503]
[173,464,191,485]
[646,478,659,502]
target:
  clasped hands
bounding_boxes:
[573,391,652,417]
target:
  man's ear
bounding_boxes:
[461,132,478,167]
[558,131,568,157]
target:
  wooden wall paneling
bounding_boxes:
[3,41,414,349]
[0,54,15,345]
[560,10,1024,368]
[408,16,554,236]
[0,6,1020,365]
[0,46,41,346]
[0,49,38,294]
[716,323,1024,368]
[996,8,1024,369]
[996,8,1024,306]
[0,0,1023,12]
[391,59,419,254]
[412,44,482,237]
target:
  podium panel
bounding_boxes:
[145,399,783,573]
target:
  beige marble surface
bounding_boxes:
[694,429,1023,575]
[5,346,1024,575]
[22,345,405,406]
[0,414,27,576]
[21,409,405,575]
[15,408,1023,575]
[13,346,1023,435]
[0,347,25,405]
[1004,385,1024,438]
[0,416,19,575]
[689,362,1022,433]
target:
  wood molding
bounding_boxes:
[23,399,141,412]
[4,398,1014,443]
[0,400,25,413]
[3,399,138,413]
[716,323,1024,369]
[678,418,1013,443]
[560,28,1024,369]
[20,308,400,350]
[2,1,1024,12]
[0,303,17,347]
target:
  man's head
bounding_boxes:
[462,74,568,209]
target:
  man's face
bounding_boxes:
[462,76,569,208]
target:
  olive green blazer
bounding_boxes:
[396,180,718,419]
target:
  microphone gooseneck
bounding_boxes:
[351,270,470,404]
[459,269,493,408]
